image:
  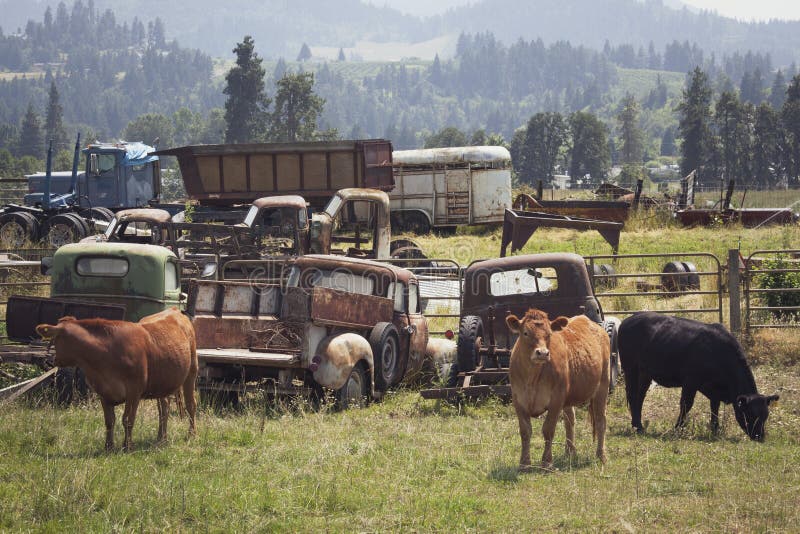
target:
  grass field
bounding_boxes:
[1,219,800,531]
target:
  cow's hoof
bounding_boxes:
[633,426,645,435]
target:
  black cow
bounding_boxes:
[618,312,779,441]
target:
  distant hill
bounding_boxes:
[2,0,799,65]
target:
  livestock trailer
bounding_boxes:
[390,146,512,233]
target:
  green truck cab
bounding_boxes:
[46,242,183,321]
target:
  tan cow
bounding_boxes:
[507,309,610,470]
[36,307,197,451]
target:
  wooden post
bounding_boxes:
[633,179,643,210]
[536,179,543,200]
[728,248,741,334]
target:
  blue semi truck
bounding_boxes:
[0,136,161,248]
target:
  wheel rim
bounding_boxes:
[343,370,364,407]
[381,336,397,382]
[48,223,74,247]
[0,221,26,247]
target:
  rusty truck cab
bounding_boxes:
[309,189,391,259]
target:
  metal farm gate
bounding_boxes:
[744,249,800,332]
[0,248,55,336]
[586,252,724,323]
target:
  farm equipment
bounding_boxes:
[500,208,624,257]
[420,253,621,401]
[0,242,184,403]
[512,192,631,223]
[390,146,512,232]
[0,135,161,247]
[187,254,432,407]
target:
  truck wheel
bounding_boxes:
[335,363,368,410]
[457,315,484,373]
[603,318,621,394]
[0,212,38,247]
[402,212,431,234]
[43,213,88,247]
[88,207,115,222]
[55,367,76,406]
[369,322,400,391]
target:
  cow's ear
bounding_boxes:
[58,316,77,323]
[767,394,780,405]
[550,316,569,331]
[736,395,749,408]
[506,315,521,333]
[35,323,61,340]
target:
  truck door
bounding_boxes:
[88,152,121,208]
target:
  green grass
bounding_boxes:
[1,362,798,531]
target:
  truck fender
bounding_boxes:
[310,332,374,396]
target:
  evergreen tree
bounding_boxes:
[520,112,567,186]
[429,53,444,87]
[18,102,43,159]
[661,127,677,157]
[769,70,787,110]
[677,67,714,184]
[752,103,779,187]
[297,43,312,62]
[269,72,324,142]
[617,94,644,164]
[780,75,800,185]
[44,80,67,151]
[714,91,751,184]
[273,57,288,80]
[424,127,467,148]
[568,111,610,184]
[223,36,270,143]
[337,48,346,62]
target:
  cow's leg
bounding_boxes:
[563,406,577,458]
[590,396,608,464]
[541,407,560,470]
[676,387,697,428]
[100,398,116,451]
[710,398,721,434]
[629,372,651,433]
[156,397,169,443]
[183,374,197,437]
[121,397,141,452]
[514,401,532,471]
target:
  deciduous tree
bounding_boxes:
[269,72,325,142]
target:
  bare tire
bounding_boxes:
[369,322,400,391]
[88,207,115,222]
[43,213,89,247]
[401,211,431,234]
[661,261,687,294]
[55,367,88,405]
[681,261,700,290]
[0,212,39,247]
[457,315,484,373]
[335,363,368,410]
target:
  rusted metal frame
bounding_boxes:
[245,154,251,192]
[501,209,623,257]
[217,155,225,192]
[599,307,722,315]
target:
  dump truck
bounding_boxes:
[0,136,161,248]
[153,139,394,217]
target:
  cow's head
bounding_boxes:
[36,316,77,367]
[734,393,779,441]
[506,309,569,364]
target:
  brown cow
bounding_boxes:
[507,309,610,470]
[36,307,197,451]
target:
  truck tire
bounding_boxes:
[603,318,621,394]
[661,261,687,294]
[55,367,88,405]
[335,362,368,410]
[681,261,700,290]
[43,213,89,247]
[88,207,115,222]
[0,212,39,247]
[369,322,401,391]
[401,211,431,235]
[457,315,484,373]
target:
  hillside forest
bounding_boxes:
[2,1,800,191]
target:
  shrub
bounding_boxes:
[756,256,800,319]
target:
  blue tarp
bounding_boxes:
[121,142,159,166]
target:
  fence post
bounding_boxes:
[728,249,741,334]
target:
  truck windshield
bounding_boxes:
[104,218,118,238]
[243,205,259,227]
[324,194,343,217]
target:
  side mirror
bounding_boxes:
[40,256,53,276]
[88,153,98,175]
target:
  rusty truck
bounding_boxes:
[186,254,433,407]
